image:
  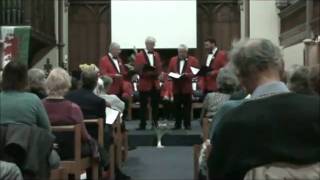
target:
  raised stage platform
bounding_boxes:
[126,120,203,147]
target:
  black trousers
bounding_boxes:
[173,93,192,128]
[139,88,160,128]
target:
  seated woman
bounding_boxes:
[198,67,240,179]
[0,61,50,130]
[42,68,97,159]
[28,68,47,99]
[0,61,58,177]
[200,66,240,125]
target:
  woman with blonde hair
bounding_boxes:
[42,68,96,159]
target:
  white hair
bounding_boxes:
[178,44,188,51]
[28,68,46,89]
[145,36,156,43]
[109,42,120,52]
[46,68,71,96]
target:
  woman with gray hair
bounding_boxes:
[28,68,47,99]
[198,66,240,179]
[200,66,240,123]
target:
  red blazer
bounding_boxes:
[201,50,228,92]
[168,56,200,94]
[134,50,162,92]
[99,54,127,95]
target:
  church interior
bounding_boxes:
[0,0,320,180]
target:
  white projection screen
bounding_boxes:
[111,0,197,49]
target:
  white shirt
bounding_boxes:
[145,49,154,67]
[179,58,187,74]
[206,47,218,67]
[109,53,120,73]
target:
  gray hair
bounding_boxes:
[46,68,71,96]
[145,36,156,43]
[287,65,313,94]
[178,44,188,51]
[28,68,46,89]
[229,38,283,78]
[96,76,113,94]
[217,67,239,93]
[109,42,120,52]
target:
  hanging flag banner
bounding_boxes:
[0,26,31,69]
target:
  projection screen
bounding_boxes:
[111,0,197,49]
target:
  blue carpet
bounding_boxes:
[126,120,202,146]
[122,146,194,180]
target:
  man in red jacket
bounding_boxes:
[200,38,228,94]
[134,36,162,130]
[99,42,128,96]
[168,44,200,130]
[99,42,131,120]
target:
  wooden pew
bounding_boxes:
[50,167,67,180]
[84,119,104,145]
[52,124,99,180]
[84,118,116,180]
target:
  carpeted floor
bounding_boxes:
[122,146,194,180]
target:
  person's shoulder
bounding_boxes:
[221,99,243,107]
[22,92,41,102]
[100,55,108,61]
[170,56,178,62]
[69,101,82,112]
[91,93,106,104]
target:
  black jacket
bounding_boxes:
[65,88,106,119]
[208,93,320,180]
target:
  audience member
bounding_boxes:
[0,161,23,180]
[28,68,47,99]
[200,66,239,124]
[207,39,320,180]
[43,68,98,159]
[287,65,314,95]
[66,69,106,119]
[309,64,320,95]
[0,62,59,178]
[65,69,131,180]
[0,61,50,130]
[96,75,125,112]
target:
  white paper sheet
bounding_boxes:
[105,107,120,124]
[190,66,200,75]
[168,72,182,79]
